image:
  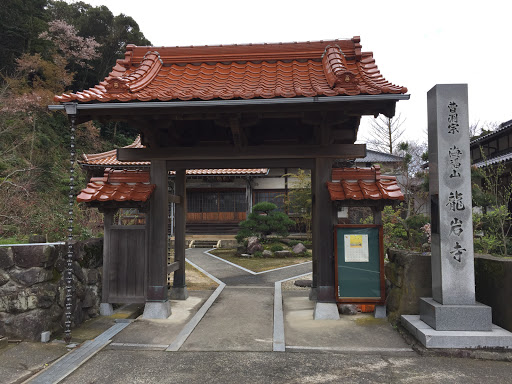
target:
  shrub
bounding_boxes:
[236,202,295,243]
[270,244,284,252]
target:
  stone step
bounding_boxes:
[190,240,219,248]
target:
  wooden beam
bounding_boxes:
[118,144,366,162]
[167,261,180,274]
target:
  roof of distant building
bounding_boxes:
[470,119,512,146]
[80,136,268,176]
[354,149,403,164]
[54,37,407,104]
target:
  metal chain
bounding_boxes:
[64,115,76,343]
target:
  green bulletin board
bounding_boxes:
[335,225,384,303]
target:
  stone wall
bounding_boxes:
[0,238,103,341]
[385,249,512,332]
[475,255,512,333]
[385,249,432,324]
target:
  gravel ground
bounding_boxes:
[281,273,312,291]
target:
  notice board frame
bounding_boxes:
[334,224,385,305]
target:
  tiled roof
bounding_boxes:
[55,37,407,103]
[77,169,155,203]
[81,136,148,167]
[470,119,512,146]
[80,136,268,175]
[327,166,404,201]
[354,150,403,164]
[473,151,512,168]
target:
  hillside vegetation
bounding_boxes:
[0,0,151,242]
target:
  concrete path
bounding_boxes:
[180,248,312,351]
[59,350,512,384]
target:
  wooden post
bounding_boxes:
[143,159,171,318]
[170,168,188,300]
[312,158,335,303]
[372,207,382,225]
[99,209,114,316]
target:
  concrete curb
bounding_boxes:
[273,272,313,352]
[166,258,226,351]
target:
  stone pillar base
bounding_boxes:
[374,305,387,319]
[99,303,114,316]
[313,302,339,320]
[402,315,512,349]
[142,301,172,319]
[169,286,189,300]
[419,297,492,331]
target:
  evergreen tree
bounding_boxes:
[236,202,295,243]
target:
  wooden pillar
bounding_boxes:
[170,168,188,299]
[372,206,383,225]
[99,209,114,316]
[147,160,169,302]
[312,158,336,302]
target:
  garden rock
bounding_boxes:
[262,250,272,258]
[339,304,358,315]
[0,247,14,269]
[294,279,312,288]
[240,254,253,258]
[275,250,293,258]
[247,237,263,254]
[292,243,307,254]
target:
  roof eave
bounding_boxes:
[48,94,410,114]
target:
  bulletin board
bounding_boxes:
[334,225,385,304]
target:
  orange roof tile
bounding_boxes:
[327,166,404,202]
[55,37,407,103]
[77,169,155,203]
[76,182,155,203]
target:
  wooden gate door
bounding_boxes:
[104,224,147,303]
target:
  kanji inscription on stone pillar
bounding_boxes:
[428,84,475,305]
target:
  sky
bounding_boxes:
[73,0,512,145]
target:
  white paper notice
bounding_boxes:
[344,234,369,262]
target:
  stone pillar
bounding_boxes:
[312,158,338,319]
[419,84,491,331]
[170,168,188,300]
[143,159,171,318]
[402,84,512,349]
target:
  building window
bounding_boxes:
[187,190,247,213]
[254,190,285,211]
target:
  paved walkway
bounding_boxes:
[21,248,512,383]
[180,248,311,351]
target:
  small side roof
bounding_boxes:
[80,136,268,176]
[327,166,404,202]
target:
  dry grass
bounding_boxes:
[209,248,312,273]
[168,261,219,291]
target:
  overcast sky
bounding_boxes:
[75,0,512,145]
